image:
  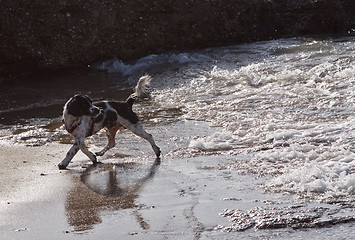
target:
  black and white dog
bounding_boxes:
[58,75,161,169]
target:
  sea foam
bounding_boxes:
[150,37,355,200]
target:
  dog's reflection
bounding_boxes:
[65,158,160,232]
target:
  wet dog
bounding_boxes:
[59,75,161,169]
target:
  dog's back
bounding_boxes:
[94,101,139,130]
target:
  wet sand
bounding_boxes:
[0,143,71,238]
[1,120,354,240]
[0,121,253,240]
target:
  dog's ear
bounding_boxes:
[83,95,93,103]
[67,97,84,117]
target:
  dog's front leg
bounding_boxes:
[58,139,81,169]
[80,143,97,163]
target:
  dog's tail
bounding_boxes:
[127,74,152,107]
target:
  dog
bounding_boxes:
[58,74,161,169]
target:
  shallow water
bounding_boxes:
[1,35,355,238]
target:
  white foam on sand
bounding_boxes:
[189,131,235,151]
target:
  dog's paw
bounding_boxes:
[58,163,68,170]
[91,155,98,163]
[95,151,104,156]
[155,147,161,158]
[92,161,103,166]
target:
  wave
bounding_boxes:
[149,37,355,200]
[92,52,213,76]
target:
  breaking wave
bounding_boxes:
[148,37,355,200]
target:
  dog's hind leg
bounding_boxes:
[95,125,120,156]
[127,122,161,157]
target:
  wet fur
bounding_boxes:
[59,75,161,169]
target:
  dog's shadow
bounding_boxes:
[65,158,161,232]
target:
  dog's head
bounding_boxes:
[66,94,100,118]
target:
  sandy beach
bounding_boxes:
[0,132,247,240]
[0,143,71,238]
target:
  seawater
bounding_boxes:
[1,36,354,237]
[94,36,355,201]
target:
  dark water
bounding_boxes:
[0,72,129,125]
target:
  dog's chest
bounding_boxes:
[70,117,92,137]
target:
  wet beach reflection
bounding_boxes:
[65,158,160,232]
